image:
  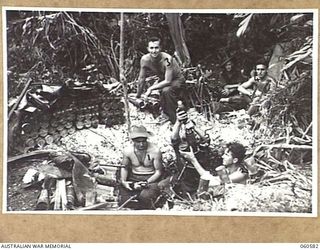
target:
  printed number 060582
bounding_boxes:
[300,244,319,248]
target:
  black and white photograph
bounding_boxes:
[3,8,317,215]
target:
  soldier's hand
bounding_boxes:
[220,98,229,103]
[176,110,188,122]
[133,181,148,190]
[145,88,152,97]
[179,147,196,162]
[221,89,230,96]
[122,181,133,190]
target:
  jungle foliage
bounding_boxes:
[6,10,314,139]
[5,10,315,213]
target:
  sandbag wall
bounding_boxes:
[15,86,125,152]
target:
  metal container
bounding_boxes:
[68,127,76,135]
[60,129,68,137]
[65,121,73,129]
[36,137,46,148]
[48,126,56,135]
[50,120,59,128]
[75,121,84,130]
[39,128,48,137]
[84,119,91,128]
[56,124,65,132]
[30,131,39,139]
[45,135,54,145]
[25,138,36,148]
[40,121,49,129]
[91,118,99,129]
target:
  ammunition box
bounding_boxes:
[76,121,84,130]
[39,128,48,137]
[30,132,39,139]
[56,124,65,132]
[25,138,36,148]
[50,120,59,128]
[48,126,57,135]
[84,119,91,128]
[13,84,126,152]
[65,121,73,129]
[45,135,54,144]
[36,137,46,147]
[40,121,49,129]
[68,127,76,135]
[60,129,68,137]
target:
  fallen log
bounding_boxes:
[7,150,61,166]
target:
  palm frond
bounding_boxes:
[236,13,254,37]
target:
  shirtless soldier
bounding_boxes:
[136,36,185,123]
[119,125,163,209]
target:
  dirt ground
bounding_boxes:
[7,161,42,211]
[5,105,313,213]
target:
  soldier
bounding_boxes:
[158,106,221,199]
[179,142,249,187]
[238,62,276,116]
[219,59,244,97]
[119,125,163,209]
[211,59,246,114]
[136,36,186,124]
[211,62,276,116]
